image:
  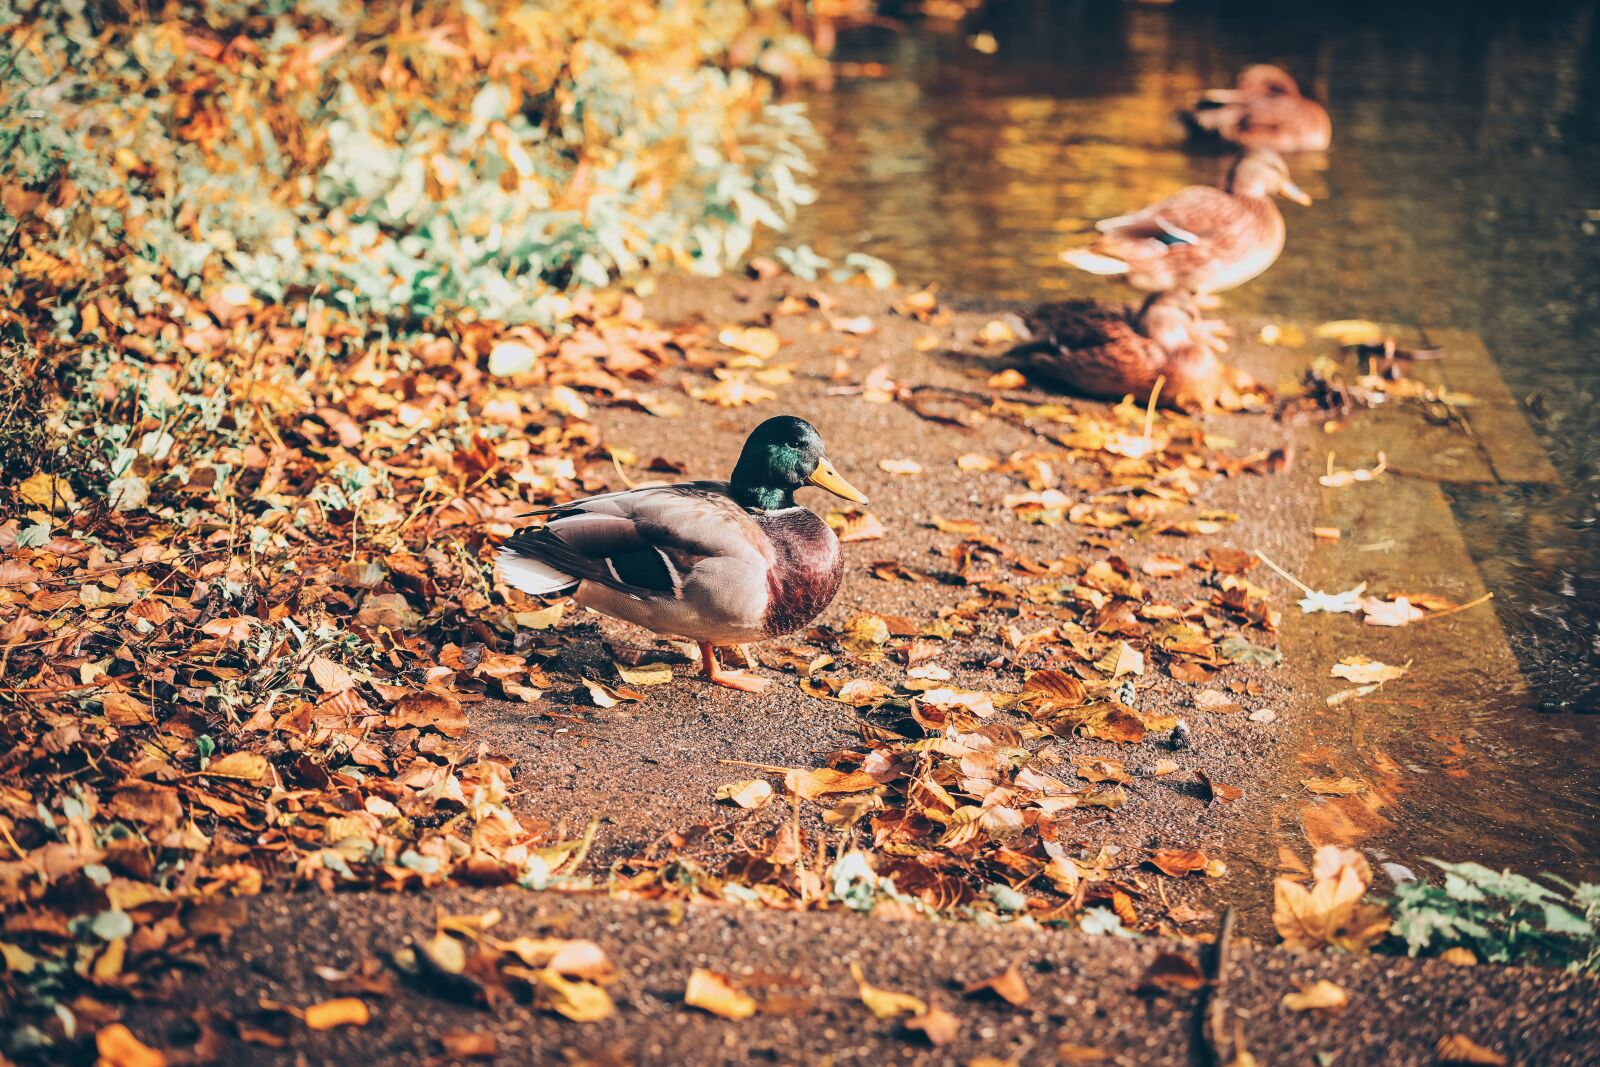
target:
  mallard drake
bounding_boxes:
[1183,65,1332,154]
[1061,149,1311,294]
[1010,290,1259,411]
[497,416,867,692]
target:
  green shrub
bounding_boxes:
[0,0,821,326]
[1389,859,1600,973]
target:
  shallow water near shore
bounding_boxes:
[779,0,1600,892]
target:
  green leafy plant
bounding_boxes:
[1389,859,1600,973]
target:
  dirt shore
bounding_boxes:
[108,273,1600,1064]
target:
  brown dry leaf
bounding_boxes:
[1302,776,1366,796]
[439,1031,498,1060]
[718,326,781,360]
[905,1005,961,1046]
[95,1024,166,1067]
[1272,846,1391,952]
[201,751,271,783]
[962,962,1030,1006]
[1281,979,1348,1012]
[849,962,926,1018]
[828,509,886,543]
[536,970,615,1022]
[388,688,468,736]
[1096,641,1144,679]
[685,967,757,1020]
[786,767,879,801]
[1135,952,1207,995]
[1057,1046,1110,1064]
[1147,849,1208,878]
[1435,1035,1508,1065]
[715,779,774,809]
[304,997,370,1030]
[1021,669,1088,709]
[19,472,76,511]
[1197,770,1243,804]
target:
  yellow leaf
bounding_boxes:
[784,767,880,801]
[536,970,615,1022]
[1313,319,1386,346]
[685,967,757,1020]
[717,326,781,360]
[1302,776,1366,796]
[850,962,925,1018]
[19,472,75,512]
[304,998,370,1030]
[202,751,271,783]
[615,661,673,687]
[878,458,923,476]
[1281,979,1348,1012]
[1272,846,1390,952]
[1435,1035,1508,1065]
[95,1024,166,1067]
[715,779,773,809]
[905,1005,961,1045]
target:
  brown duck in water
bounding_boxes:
[1061,149,1310,295]
[1182,65,1332,155]
[1010,290,1260,412]
[497,416,867,691]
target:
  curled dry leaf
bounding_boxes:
[1281,979,1348,1012]
[785,767,880,801]
[849,962,926,1018]
[1435,1035,1509,1066]
[962,962,1030,1006]
[95,1024,166,1067]
[535,970,615,1022]
[715,779,774,809]
[685,967,757,1020]
[879,458,923,476]
[1147,849,1208,878]
[904,1005,961,1046]
[1135,952,1207,995]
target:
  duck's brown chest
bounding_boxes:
[757,509,844,636]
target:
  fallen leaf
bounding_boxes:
[1147,849,1208,877]
[1273,846,1390,952]
[785,767,879,801]
[1136,952,1207,995]
[615,661,673,687]
[879,458,923,476]
[1313,319,1386,345]
[487,341,538,376]
[439,1031,497,1060]
[1360,596,1425,627]
[535,970,615,1022]
[685,967,757,1020]
[95,1024,166,1067]
[1281,979,1348,1012]
[962,962,1029,1006]
[718,326,781,360]
[1302,776,1366,796]
[201,751,271,783]
[1329,656,1408,685]
[1435,1035,1508,1066]
[715,779,774,809]
[388,688,468,736]
[904,1005,961,1046]
[304,998,369,1030]
[850,962,925,1018]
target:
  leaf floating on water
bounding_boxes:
[1297,584,1365,615]
[685,967,757,1020]
[1302,776,1366,796]
[1313,319,1387,346]
[1273,845,1390,953]
[1360,595,1426,627]
[1329,656,1408,685]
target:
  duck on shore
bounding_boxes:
[497,416,867,692]
[1182,64,1332,154]
[1009,289,1260,412]
[1061,148,1311,295]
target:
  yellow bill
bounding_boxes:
[807,457,868,504]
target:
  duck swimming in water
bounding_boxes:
[1061,148,1311,296]
[497,416,867,692]
[1182,64,1332,155]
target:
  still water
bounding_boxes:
[781,0,1600,894]
[787,0,1600,712]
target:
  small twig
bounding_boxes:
[716,758,792,774]
[1199,906,1236,1067]
[1253,549,1316,596]
[1413,590,1494,624]
[1144,375,1165,439]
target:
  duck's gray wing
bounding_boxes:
[498,482,767,599]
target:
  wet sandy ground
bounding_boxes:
[123,275,1600,1063]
